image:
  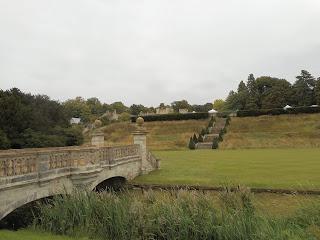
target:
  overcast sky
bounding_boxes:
[1,0,320,106]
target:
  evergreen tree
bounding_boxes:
[212,138,219,149]
[315,78,320,105]
[292,70,316,106]
[246,74,259,109]
[193,133,198,143]
[237,81,249,110]
[188,137,196,150]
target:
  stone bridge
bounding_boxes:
[0,119,159,221]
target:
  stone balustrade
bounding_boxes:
[0,145,140,181]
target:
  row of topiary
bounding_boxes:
[188,116,230,150]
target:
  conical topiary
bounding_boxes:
[212,138,219,149]
[193,133,198,143]
[188,137,196,150]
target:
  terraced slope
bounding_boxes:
[86,119,208,151]
[220,114,320,149]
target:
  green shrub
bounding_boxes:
[198,134,204,143]
[0,129,10,149]
[212,138,219,149]
[193,133,198,144]
[188,137,196,150]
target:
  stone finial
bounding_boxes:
[136,117,144,127]
[94,119,102,129]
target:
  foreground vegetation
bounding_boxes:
[8,190,317,240]
[0,230,89,240]
[220,114,320,149]
[135,149,320,190]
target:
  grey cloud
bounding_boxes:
[1,0,320,106]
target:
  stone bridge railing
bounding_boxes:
[0,145,141,189]
[0,117,160,221]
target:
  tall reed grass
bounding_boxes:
[34,189,320,240]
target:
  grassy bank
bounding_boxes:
[86,119,207,150]
[134,149,320,190]
[220,114,320,149]
[30,190,320,240]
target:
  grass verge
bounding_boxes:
[134,148,320,190]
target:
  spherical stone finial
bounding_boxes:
[136,117,144,126]
[94,119,102,128]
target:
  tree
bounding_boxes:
[63,97,91,123]
[246,74,259,109]
[200,128,206,136]
[0,88,83,149]
[109,102,129,114]
[86,97,103,115]
[193,133,198,143]
[291,70,316,106]
[130,104,148,115]
[188,137,196,150]
[315,78,320,105]
[0,129,10,149]
[212,138,219,149]
[198,134,204,143]
[212,99,225,112]
[191,103,213,112]
[236,81,249,110]
[171,100,191,112]
[255,77,292,109]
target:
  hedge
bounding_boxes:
[237,106,320,117]
[131,112,209,122]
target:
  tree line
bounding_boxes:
[0,88,83,149]
[219,70,320,111]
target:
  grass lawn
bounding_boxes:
[134,148,320,190]
[0,230,89,240]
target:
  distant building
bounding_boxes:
[102,110,119,121]
[70,117,81,124]
[155,107,174,115]
[139,111,155,116]
[179,108,188,114]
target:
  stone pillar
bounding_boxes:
[91,119,105,147]
[132,117,149,174]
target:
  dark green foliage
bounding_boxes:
[224,70,320,111]
[212,138,219,149]
[131,112,209,122]
[129,104,149,115]
[315,78,320,105]
[0,88,83,149]
[192,133,198,144]
[198,134,204,143]
[188,137,196,150]
[0,129,10,150]
[218,130,223,142]
[237,106,320,117]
